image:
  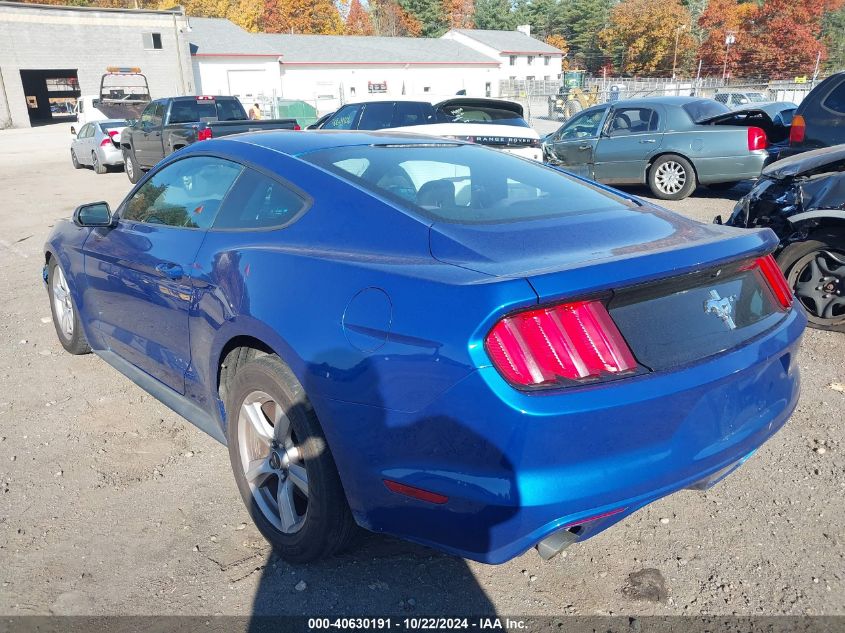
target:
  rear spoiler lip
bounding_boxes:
[434,97,524,118]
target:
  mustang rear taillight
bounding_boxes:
[747,126,768,151]
[747,254,793,309]
[485,300,638,388]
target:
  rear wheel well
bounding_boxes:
[646,152,699,181]
[217,336,276,406]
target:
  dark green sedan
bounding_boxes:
[543,96,774,200]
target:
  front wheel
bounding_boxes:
[123,149,141,184]
[47,259,91,355]
[648,154,697,200]
[226,355,357,563]
[778,234,845,331]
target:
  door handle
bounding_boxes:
[578,144,591,150]
[155,262,184,280]
[639,139,657,144]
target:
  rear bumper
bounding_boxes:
[98,144,124,166]
[696,152,767,183]
[320,307,805,563]
[503,147,543,162]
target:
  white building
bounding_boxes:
[188,18,564,113]
[442,27,564,82]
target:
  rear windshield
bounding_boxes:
[683,99,730,123]
[99,121,127,132]
[301,143,634,224]
[437,105,530,128]
[168,99,245,124]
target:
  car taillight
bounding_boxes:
[485,299,638,388]
[746,254,793,309]
[293,123,301,131]
[747,126,767,151]
[100,138,112,146]
[789,114,806,144]
[197,128,212,141]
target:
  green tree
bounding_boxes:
[473,0,514,29]
[822,5,845,73]
[560,0,614,72]
[399,0,447,35]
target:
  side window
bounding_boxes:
[77,124,90,138]
[358,102,396,130]
[714,94,727,104]
[558,108,606,140]
[151,103,164,126]
[607,108,659,135]
[122,156,242,229]
[140,102,160,126]
[393,102,434,127]
[213,169,306,230]
[822,79,845,114]
[322,104,362,130]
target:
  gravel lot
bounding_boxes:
[0,125,843,617]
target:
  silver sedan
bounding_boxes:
[70,119,127,174]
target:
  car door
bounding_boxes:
[72,123,91,164]
[356,102,397,130]
[547,106,608,178]
[134,100,165,167]
[82,155,243,393]
[593,106,664,184]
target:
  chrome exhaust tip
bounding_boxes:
[536,528,580,560]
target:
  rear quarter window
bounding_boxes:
[213,168,307,230]
[822,79,845,114]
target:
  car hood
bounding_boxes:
[429,201,778,297]
[762,144,845,179]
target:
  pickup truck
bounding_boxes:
[121,95,299,183]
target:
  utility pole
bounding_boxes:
[812,50,822,87]
[671,24,686,83]
[722,32,735,84]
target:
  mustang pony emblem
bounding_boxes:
[704,289,737,330]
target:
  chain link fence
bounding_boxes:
[500,77,817,132]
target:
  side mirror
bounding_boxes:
[73,202,114,227]
[70,126,77,136]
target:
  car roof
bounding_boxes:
[213,129,471,156]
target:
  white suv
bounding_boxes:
[314,97,543,162]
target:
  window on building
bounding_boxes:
[142,32,163,50]
[350,86,356,97]
[544,56,550,66]
[423,86,431,92]
[544,76,550,81]
[509,55,516,66]
[526,76,535,81]
[527,56,534,65]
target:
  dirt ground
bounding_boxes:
[0,124,843,617]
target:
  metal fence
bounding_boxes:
[499,77,817,130]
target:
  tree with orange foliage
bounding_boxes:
[370,0,422,36]
[598,0,695,75]
[345,0,375,34]
[443,0,473,29]
[697,0,758,77]
[545,33,568,56]
[262,0,344,34]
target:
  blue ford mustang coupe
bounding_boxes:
[44,131,805,564]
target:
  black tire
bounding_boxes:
[71,150,82,169]
[92,151,106,175]
[226,355,356,563]
[564,100,582,119]
[124,148,141,184]
[777,232,845,332]
[47,259,91,355]
[648,154,697,200]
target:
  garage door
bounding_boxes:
[227,70,267,101]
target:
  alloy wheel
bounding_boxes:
[790,249,845,322]
[238,390,309,533]
[125,154,134,179]
[51,265,74,339]
[654,160,687,195]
